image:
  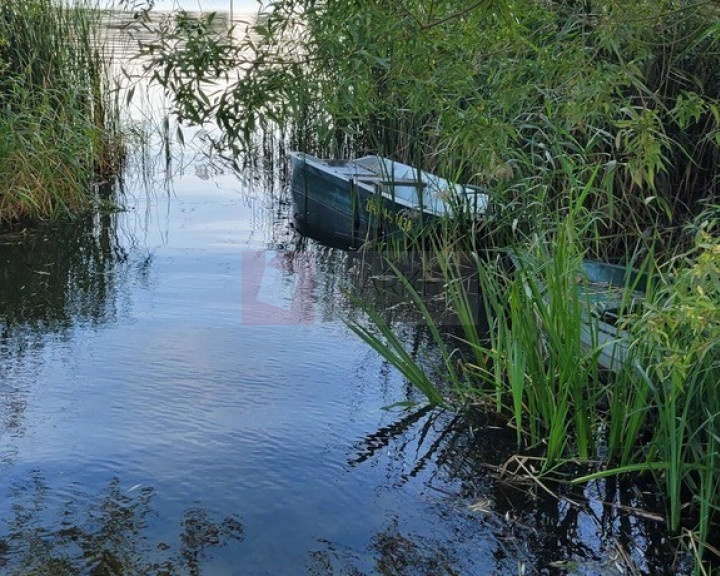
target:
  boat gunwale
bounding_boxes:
[290,152,488,217]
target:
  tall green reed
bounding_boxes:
[608,225,719,561]
[345,214,613,466]
[0,0,123,225]
[344,201,719,569]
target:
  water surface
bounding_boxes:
[0,9,690,576]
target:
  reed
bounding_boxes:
[0,0,123,225]
[345,208,720,570]
[606,224,720,559]
[344,291,447,407]
[346,216,610,463]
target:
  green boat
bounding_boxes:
[513,254,651,372]
[290,152,489,249]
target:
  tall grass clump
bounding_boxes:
[602,221,720,561]
[345,215,611,465]
[345,213,720,570]
[0,0,123,226]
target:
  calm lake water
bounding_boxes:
[0,8,691,576]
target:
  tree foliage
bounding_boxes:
[135,0,720,256]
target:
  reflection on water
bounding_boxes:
[0,174,690,576]
[317,407,687,576]
[0,474,243,576]
[0,9,696,576]
[0,215,128,337]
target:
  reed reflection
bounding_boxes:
[0,474,244,576]
[0,214,129,340]
[0,207,155,467]
[340,407,685,576]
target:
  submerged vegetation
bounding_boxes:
[0,0,123,226]
[130,0,719,571]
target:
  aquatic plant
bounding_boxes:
[0,0,123,225]
[345,213,720,572]
[597,221,720,563]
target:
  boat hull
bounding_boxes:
[291,155,374,248]
[290,153,486,249]
[512,254,650,372]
